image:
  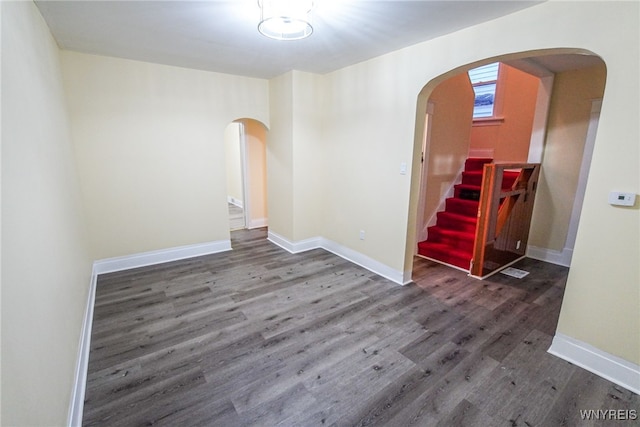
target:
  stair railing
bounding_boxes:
[470,162,540,278]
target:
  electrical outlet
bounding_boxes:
[359,230,365,240]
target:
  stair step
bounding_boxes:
[417,241,472,270]
[464,158,493,172]
[445,198,479,218]
[436,211,477,234]
[427,226,475,253]
[462,170,484,186]
[416,157,520,272]
[454,183,482,200]
[461,170,522,189]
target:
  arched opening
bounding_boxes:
[406,48,607,278]
[223,118,269,234]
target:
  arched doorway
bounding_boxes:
[223,118,269,233]
[407,49,607,277]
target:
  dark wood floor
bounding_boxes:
[83,228,639,426]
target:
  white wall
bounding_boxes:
[1,2,92,425]
[61,51,269,260]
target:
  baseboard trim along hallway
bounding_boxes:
[549,333,640,394]
[93,239,232,275]
[68,239,233,426]
[267,230,410,286]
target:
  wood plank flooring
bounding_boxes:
[83,228,639,426]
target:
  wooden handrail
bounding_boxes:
[470,162,540,278]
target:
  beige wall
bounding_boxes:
[224,122,243,204]
[422,73,474,232]
[267,72,294,239]
[1,2,92,425]
[322,55,416,270]
[530,64,607,252]
[291,71,325,241]
[267,70,325,241]
[61,51,269,259]
[470,63,540,162]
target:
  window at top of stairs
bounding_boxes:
[468,62,500,120]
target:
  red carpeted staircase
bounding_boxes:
[417,158,518,270]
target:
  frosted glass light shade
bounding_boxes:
[258,0,313,40]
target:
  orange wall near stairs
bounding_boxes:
[469,64,540,162]
[422,73,474,230]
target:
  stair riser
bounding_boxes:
[462,171,520,189]
[426,237,474,254]
[462,172,483,186]
[436,214,477,234]
[417,246,471,270]
[454,187,481,200]
[445,199,479,218]
[464,158,493,172]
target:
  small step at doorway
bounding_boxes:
[228,203,245,230]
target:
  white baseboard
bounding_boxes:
[526,245,572,267]
[68,239,233,425]
[93,240,232,274]
[247,218,268,229]
[548,333,640,394]
[67,265,98,427]
[267,231,322,254]
[267,231,408,285]
[402,269,413,285]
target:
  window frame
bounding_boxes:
[469,62,505,125]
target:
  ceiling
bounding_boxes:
[36,0,553,79]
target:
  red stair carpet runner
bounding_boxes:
[417,158,517,270]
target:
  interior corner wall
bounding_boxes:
[469,63,540,162]
[291,71,325,241]
[267,72,294,240]
[529,64,607,253]
[1,2,92,425]
[266,70,325,242]
[60,51,269,260]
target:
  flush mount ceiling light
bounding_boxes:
[258,0,313,41]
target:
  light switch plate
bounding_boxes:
[400,162,407,175]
